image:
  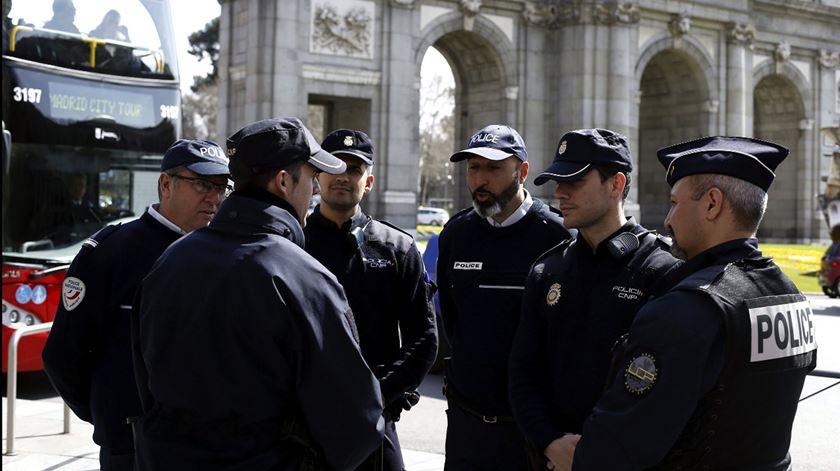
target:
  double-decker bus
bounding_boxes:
[2,0,180,372]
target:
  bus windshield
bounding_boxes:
[2,0,180,258]
[3,0,178,80]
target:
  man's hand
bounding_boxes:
[544,434,581,471]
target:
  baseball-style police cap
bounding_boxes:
[657,136,788,191]
[161,139,230,176]
[534,128,633,186]
[226,117,346,175]
[321,129,374,165]
[450,124,528,162]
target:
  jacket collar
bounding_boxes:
[210,190,306,248]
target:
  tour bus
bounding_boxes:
[2,0,181,372]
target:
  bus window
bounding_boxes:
[5,0,178,79]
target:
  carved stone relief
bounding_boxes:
[311,1,374,58]
[668,13,691,38]
[726,22,755,49]
[819,49,839,69]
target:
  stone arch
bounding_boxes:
[635,35,717,231]
[414,13,518,208]
[753,62,810,240]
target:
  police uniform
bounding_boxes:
[42,139,229,471]
[42,209,181,469]
[131,118,385,471]
[572,137,818,470]
[438,125,572,469]
[305,208,437,471]
[507,129,681,465]
[509,219,678,452]
[305,128,436,471]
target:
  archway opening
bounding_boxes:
[753,74,805,240]
[425,29,508,211]
[638,49,710,231]
[418,46,456,214]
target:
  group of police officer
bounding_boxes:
[42,114,816,471]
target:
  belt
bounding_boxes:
[444,383,515,424]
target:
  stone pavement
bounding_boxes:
[2,394,445,471]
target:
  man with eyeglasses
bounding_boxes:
[304,129,438,471]
[131,118,385,470]
[43,139,231,471]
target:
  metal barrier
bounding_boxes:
[5,322,70,455]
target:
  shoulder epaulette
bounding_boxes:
[445,206,474,226]
[81,223,122,250]
[534,237,574,264]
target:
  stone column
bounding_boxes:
[377,2,418,229]
[606,3,639,137]
[817,50,840,239]
[725,22,755,136]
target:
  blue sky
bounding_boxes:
[171,0,221,94]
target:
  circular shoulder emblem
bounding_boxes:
[546,283,561,306]
[62,277,86,311]
[624,353,657,395]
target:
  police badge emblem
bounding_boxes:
[558,141,567,155]
[546,283,561,306]
[62,276,86,311]
[344,135,354,147]
[624,353,657,395]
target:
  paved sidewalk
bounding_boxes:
[2,396,445,471]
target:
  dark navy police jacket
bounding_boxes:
[574,239,817,470]
[43,209,181,452]
[305,207,437,407]
[508,219,680,452]
[437,198,572,415]
[131,190,384,471]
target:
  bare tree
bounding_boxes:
[418,73,455,207]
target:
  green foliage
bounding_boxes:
[187,16,219,92]
[762,244,828,294]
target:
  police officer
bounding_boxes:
[304,129,438,471]
[437,124,573,470]
[565,136,818,470]
[508,129,681,469]
[42,139,231,470]
[131,118,385,471]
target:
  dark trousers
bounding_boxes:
[100,447,135,471]
[443,402,530,471]
[357,420,404,471]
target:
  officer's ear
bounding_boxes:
[703,187,724,221]
[269,169,293,199]
[610,172,627,200]
[517,161,529,183]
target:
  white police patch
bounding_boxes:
[625,353,657,395]
[453,262,483,270]
[749,300,816,363]
[546,283,561,306]
[62,277,86,311]
[558,140,567,155]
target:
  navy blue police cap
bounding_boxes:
[226,117,346,176]
[534,128,632,186]
[656,136,788,191]
[450,124,528,162]
[321,129,374,165]
[161,139,230,176]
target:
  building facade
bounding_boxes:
[217,0,840,240]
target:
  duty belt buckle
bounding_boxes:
[482,415,498,424]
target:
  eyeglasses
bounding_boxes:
[172,174,233,197]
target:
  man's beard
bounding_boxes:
[472,177,520,219]
[668,227,689,260]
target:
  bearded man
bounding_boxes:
[436,124,573,470]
